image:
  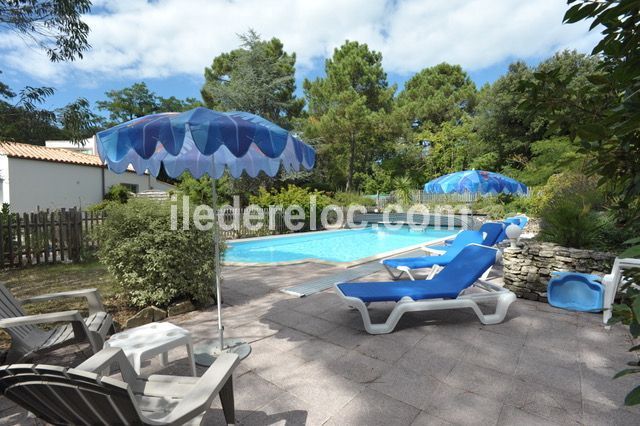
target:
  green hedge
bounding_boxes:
[97,198,217,308]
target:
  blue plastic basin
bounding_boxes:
[547,271,604,312]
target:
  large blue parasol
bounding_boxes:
[96,107,316,363]
[424,170,527,195]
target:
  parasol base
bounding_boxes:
[194,338,252,366]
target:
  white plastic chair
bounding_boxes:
[602,257,640,325]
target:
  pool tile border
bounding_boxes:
[222,230,455,268]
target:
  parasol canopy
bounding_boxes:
[96,107,315,178]
[424,170,527,195]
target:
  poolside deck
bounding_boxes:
[2,254,639,425]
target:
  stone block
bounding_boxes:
[126,306,167,328]
[168,300,196,316]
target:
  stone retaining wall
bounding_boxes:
[503,240,614,302]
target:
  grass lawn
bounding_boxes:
[0,261,136,350]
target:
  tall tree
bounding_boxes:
[201,30,303,127]
[0,0,91,62]
[397,63,477,132]
[474,51,601,171]
[97,82,201,125]
[0,0,95,144]
[523,1,640,224]
[303,41,396,191]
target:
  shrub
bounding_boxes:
[250,184,333,230]
[104,184,132,204]
[536,173,607,249]
[530,172,602,217]
[538,195,603,248]
[332,192,375,207]
[393,176,413,206]
[175,173,232,206]
[97,198,216,308]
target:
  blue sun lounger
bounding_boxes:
[381,224,504,280]
[440,222,505,248]
[336,244,516,334]
[422,229,485,255]
[494,215,529,243]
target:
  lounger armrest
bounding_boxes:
[0,310,84,328]
[154,353,240,425]
[77,347,138,385]
[21,288,106,314]
[421,246,445,255]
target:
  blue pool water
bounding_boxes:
[225,226,457,263]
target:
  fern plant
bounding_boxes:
[608,237,640,405]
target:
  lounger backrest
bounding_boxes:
[513,215,529,229]
[0,364,141,424]
[0,283,35,342]
[478,222,505,246]
[450,230,484,249]
[432,245,498,294]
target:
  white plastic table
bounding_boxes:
[105,322,196,376]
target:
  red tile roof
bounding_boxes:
[0,141,105,167]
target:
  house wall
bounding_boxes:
[103,171,175,193]
[0,155,9,206]
[5,158,175,212]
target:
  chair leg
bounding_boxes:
[219,377,236,425]
[383,264,404,280]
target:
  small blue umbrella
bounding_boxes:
[424,170,527,195]
[96,107,316,363]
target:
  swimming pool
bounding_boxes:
[224,225,457,264]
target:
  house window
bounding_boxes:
[121,183,139,193]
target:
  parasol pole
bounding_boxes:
[212,178,224,350]
[194,177,251,366]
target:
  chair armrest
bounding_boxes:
[153,353,240,425]
[0,310,84,328]
[21,288,106,314]
[421,246,445,255]
[77,347,138,386]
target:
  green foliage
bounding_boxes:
[476,51,600,172]
[471,194,532,219]
[97,82,200,124]
[537,173,605,248]
[250,185,333,229]
[525,1,640,227]
[97,198,216,309]
[502,137,586,187]
[397,63,477,131]
[201,30,303,128]
[174,173,232,206]
[303,40,396,191]
[0,0,92,62]
[421,120,476,180]
[0,2,99,145]
[331,192,375,207]
[104,184,132,204]
[392,176,413,206]
[608,239,640,406]
[538,196,603,249]
[57,98,103,144]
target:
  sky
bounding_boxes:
[0,0,601,112]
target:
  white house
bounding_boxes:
[0,141,175,212]
[45,137,97,155]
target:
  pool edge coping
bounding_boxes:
[222,230,457,268]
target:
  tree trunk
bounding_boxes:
[346,132,356,191]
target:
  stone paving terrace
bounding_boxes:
[2,256,640,425]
